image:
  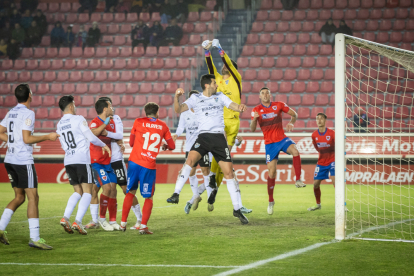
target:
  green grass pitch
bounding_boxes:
[0,183,413,276]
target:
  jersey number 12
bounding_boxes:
[142,132,161,152]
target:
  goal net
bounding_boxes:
[335,34,414,242]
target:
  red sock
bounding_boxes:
[314,187,321,204]
[267,177,276,202]
[99,194,109,219]
[141,198,153,226]
[108,198,117,222]
[121,193,134,223]
[292,156,302,181]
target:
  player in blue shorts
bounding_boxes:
[308,113,335,211]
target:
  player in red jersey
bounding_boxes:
[250,87,305,215]
[308,113,335,211]
[120,102,175,234]
[89,99,120,231]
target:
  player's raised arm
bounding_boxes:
[174,88,189,114]
[286,108,298,132]
[105,116,123,140]
[213,39,242,83]
[203,40,220,77]
[250,110,260,132]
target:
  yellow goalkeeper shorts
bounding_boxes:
[224,118,240,147]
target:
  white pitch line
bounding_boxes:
[214,218,414,276]
[0,263,240,269]
[213,240,336,276]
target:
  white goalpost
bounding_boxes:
[335,33,414,242]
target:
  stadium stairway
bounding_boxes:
[195,9,254,90]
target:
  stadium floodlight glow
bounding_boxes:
[335,33,414,242]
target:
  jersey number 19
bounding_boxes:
[62,131,77,150]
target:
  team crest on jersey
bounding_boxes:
[225,80,229,85]
[195,143,200,148]
[102,175,107,181]
[110,124,114,129]
[251,111,255,117]
[272,106,277,110]
[316,137,318,140]
[214,97,218,102]
[82,121,87,126]
[327,136,330,141]
[91,123,97,128]
[260,110,263,112]
[143,183,149,193]
[25,118,32,126]
[8,174,13,182]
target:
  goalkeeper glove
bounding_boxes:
[212,39,224,54]
[202,40,212,56]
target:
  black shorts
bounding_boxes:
[190,133,232,163]
[186,152,210,168]
[65,164,93,185]
[111,160,127,186]
[5,163,38,189]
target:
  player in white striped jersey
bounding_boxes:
[85,97,142,230]
[56,95,111,235]
[171,90,211,214]
[0,84,59,249]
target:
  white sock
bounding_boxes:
[28,218,40,242]
[90,204,99,223]
[226,178,242,211]
[0,208,14,231]
[198,183,206,195]
[174,164,192,194]
[64,192,82,219]
[189,175,199,197]
[132,203,142,222]
[206,185,213,199]
[109,221,117,225]
[75,193,91,223]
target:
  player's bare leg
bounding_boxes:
[286,144,305,188]
[85,185,100,229]
[70,183,92,235]
[97,184,114,231]
[267,159,278,215]
[119,185,142,230]
[308,180,322,211]
[26,188,52,249]
[167,151,202,204]
[218,161,248,224]
[0,188,26,245]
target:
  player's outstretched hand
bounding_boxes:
[238,104,247,112]
[212,39,222,50]
[102,145,111,157]
[161,143,168,151]
[175,88,185,97]
[49,133,60,141]
[202,40,212,50]
[172,134,178,142]
[236,135,243,143]
[286,123,294,132]
[253,111,260,119]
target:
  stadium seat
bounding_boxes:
[159,71,171,82]
[165,83,178,94]
[263,22,276,33]
[120,95,133,107]
[30,95,42,107]
[253,45,267,56]
[18,72,30,83]
[237,57,248,68]
[262,57,274,68]
[147,95,160,105]
[62,83,75,95]
[249,57,262,68]
[44,71,56,82]
[45,48,58,58]
[285,33,297,44]
[284,69,296,80]
[35,83,49,94]
[26,60,39,70]
[242,82,252,93]
[246,95,260,106]
[177,58,190,69]
[119,71,132,82]
[169,46,182,57]
[296,107,310,119]
[88,59,100,70]
[50,83,62,94]
[280,45,293,56]
[108,71,120,82]
[152,58,164,69]
[287,57,301,68]
[243,69,257,81]
[56,71,69,82]
[68,71,81,82]
[251,22,263,33]
[82,71,95,82]
[293,45,306,56]
[302,94,315,106]
[145,71,157,82]
[320,81,333,92]
[267,45,280,56]
[0,84,11,94]
[260,0,272,9]
[48,3,60,12]
[297,33,309,44]
[172,71,185,81]
[246,34,258,44]
[288,95,301,106]
[307,82,319,93]
[310,107,324,118]
[310,69,324,80]
[256,10,269,21]
[31,72,44,82]
[276,82,289,93]
[83,47,95,58]
[1,60,12,70]
[113,13,126,23]
[131,71,144,82]
[114,59,126,70]
[319,10,331,20]
[281,10,293,20]
[275,57,288,68]
[396,107,410,118]
[35,108,49,119]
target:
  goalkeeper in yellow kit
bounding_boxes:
[202,39,252,214]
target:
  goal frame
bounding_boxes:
[334,33,346,240]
